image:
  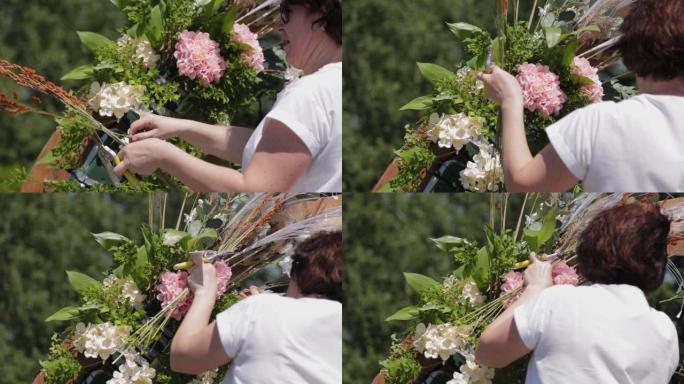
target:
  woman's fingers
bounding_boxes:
[128,116,155,136]
[131,128,158,142]
[529,252,540,263]
[113,158,128,177]
[190,252,204,269]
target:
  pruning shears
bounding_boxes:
[173,250,236,271]
[513,252,559,270]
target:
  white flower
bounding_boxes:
[134,39,160,69]
[447,354,495,384]
[103,275,146,309]
[107,353,156,384]
[525,212,542,231]
[412,323,468,361]
[459,142,503,192]
[462,280,485,307]
[72,322,130,361]
[188,369,219,384]
[426,113,484,152]
[278,243,296,276]
[88,82,145,120]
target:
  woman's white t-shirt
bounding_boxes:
[546,94,684,192]
[215,294,342,384]
[241,62,342,193]
[514,284,679,384]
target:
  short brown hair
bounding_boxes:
[617,0,684,80]
[291,230,342,302]
[281,0,342,45]
[577,202,670,293]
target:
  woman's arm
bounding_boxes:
[115,119,312,191]
[129,114,253,163]
[478,66,578,192]
[170,254,231,374]
[475,253,552,368]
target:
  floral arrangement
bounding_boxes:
[1,0,292,191]
[387,0,633,192]
[38,193,341,384]
[378,193,684,384]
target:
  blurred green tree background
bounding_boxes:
[0,0,126,191]
[343,193,684,384]
[343,0,535,191]
[0,193,187,383]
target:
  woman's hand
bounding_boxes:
[523,252,553,290]
[129,113,186,142]
[477,64,523,108]
[188,252,217,298]
[114,138,173,176]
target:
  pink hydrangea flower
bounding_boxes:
[232,23,265,73]
[571,57,604,103]
[155,260,233,320]
[174,31,226,87]
[516,63,567,118]
[499,261,579,307]
[552,260,579,285]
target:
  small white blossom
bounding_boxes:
[103,275,146,309]
[413,323,468,361]
[462,280,485,307]
[72,322,130,361]
[107,353,156,384]
[278,243,296,276]
[426,113,484,152]
[284,66,304,84]
[88,82,145,121]
[459,142,503,192]
[134,39,160,69]
[188,369,219,384]
[194,0,212,6]
[447,354,495,384]
[525,212,542,231]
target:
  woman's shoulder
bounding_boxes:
[281,63,342,95]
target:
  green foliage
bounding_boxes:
[0,194,150,383]
[390,129,436,191]
[51,108,96,170]
[343,0,496,191]
[503,22,543,72]
[40,335,81,384]
[380,335,422,384]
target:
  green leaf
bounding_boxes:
[491,37,504,66]
[562,39,578,67]
[190,228,218,250]
[400,95,433,111]
[45,306,81,322]
[523,208,557,252]
[126,245,150,289]
[446,22,482,37]
[466,53,487,70]
[543,27,562,48]
[471,246,490,290]
[566,25,600,37]
[163,229,192,246]
[417,62,455,85]
[222,6,238,35]
[66,271,100,296]
[146,5,163,49]
[385,305,419,321]
[37,150,57,165]
[76,31,114,52]
[430,236,467,252]
[92,232,131,251]
[403,272,441,295]
[61,64,94,81]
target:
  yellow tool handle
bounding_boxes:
[513,254,547,270]
[174,257,209,271]
[112,155,139,185]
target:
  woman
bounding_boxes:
[475,203,679,383]
[169,231,342,383]
[114,0,342,193]
[478,0,684,192]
